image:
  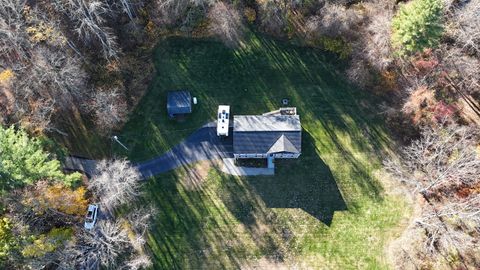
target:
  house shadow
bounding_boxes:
[245,131,347,226]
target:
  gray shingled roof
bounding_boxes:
[234,115,301,132]
[167,91,192,116]
[233,115,301,154]
[267,134,299,153]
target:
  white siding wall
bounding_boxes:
[234,153,299,159]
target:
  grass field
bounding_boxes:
[118,33,410,269]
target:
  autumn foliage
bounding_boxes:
[24,181,89,216]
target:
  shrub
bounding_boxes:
[0,217,16,261]
[391,0,443,55]
[21,227,73,258]
[244,7,256,23]
[318,36,352,59]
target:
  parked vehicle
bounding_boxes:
[217,105,230,136]
[84,204,99,230]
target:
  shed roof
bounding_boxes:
[167,91,192,116]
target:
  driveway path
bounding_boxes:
[63,122,234,180]
[136,122,233,179]
[63,156,98,178]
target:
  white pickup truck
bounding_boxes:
[217,105,230,136]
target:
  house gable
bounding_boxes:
[267,134,299,154]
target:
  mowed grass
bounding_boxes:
[119,33,410,269]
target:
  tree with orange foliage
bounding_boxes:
[24,181,89,217]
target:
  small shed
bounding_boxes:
[167,91,192,118]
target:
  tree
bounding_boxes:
[384,124,480,264]
[391,0,444,55]
[23,181,89,217]
[85,87,128,134]
[11,46,89,132]
[53,0,119,59]
[207,2,244,48]
[258,0,287,37]
[448,0,480,55]
[60,220,132,269]
[0,126,81,191]
[89,159,142,213]
[151,0,211,29]
[0,217,16,262]
[0,0,31,66]
[362,1,393,71]
[384,124,479,195]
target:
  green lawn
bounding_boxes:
[120,33,410,269]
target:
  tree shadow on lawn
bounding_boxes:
[144,164,268,270]
[143,131,382,269]
[224,131,347,227]
[119,33,394,163]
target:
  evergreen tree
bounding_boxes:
[0,126,80,191]
[391,0,443,55]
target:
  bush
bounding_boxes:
[0,217,16,262]
[21,227,73,258]
[318,36,352,59]
[391,0,443,55]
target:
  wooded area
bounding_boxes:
[0,0,479,268]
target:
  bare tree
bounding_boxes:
[208,2,244,47]
[314,3,362,39]
[8,46,89,132]
[258,0,287,37]
[441,46,480,95]
[53,0,119,59]
[362,5,393,71]
[89,159,142,213]
[447,0,480,55]
[58,220,131,269]
[152,0,212,26]
[0,0,31,66]
[85,86,128,134]
[122,254,152,270]
[345,60,373,89]
[112,0,137,20]
[384,124,480,196]
[126,205,157,248]
[385,123,480,264]
[416,195,480,251]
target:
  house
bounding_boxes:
[233,109,301,161]
[167,91,192,118]
[217,105,230,136]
